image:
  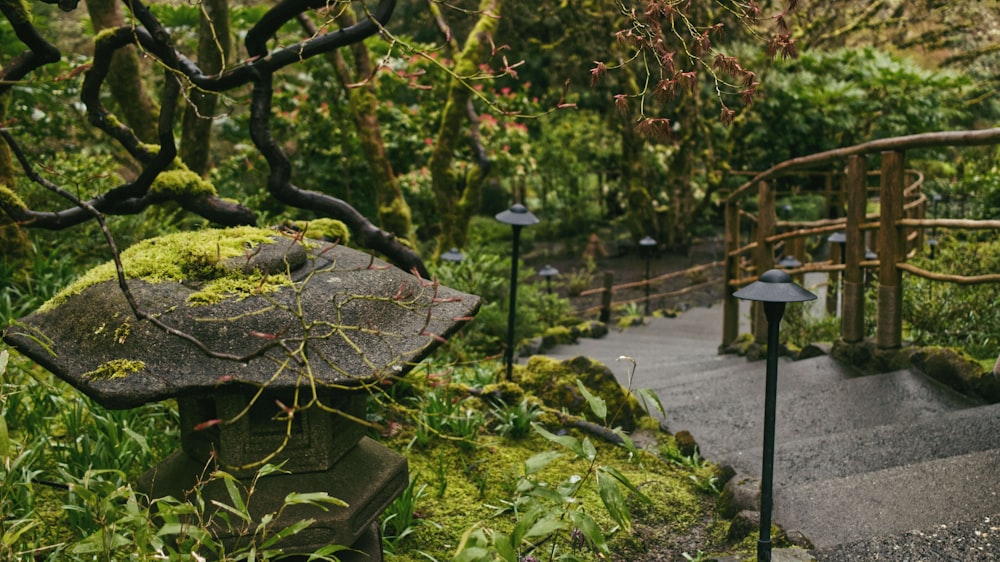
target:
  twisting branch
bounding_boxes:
[246,68,429,277]
[0,0,426,273]
[2,121,281,363]
[0,1,60,95]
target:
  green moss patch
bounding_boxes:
[83,359,146,380]
[41,227,290,311]
[149,169,218,199]
[384,430,711,562]
[290,218,351,245]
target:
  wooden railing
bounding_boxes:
[576,261,723,321]
[722,128,1000,349]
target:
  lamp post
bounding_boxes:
[441,247,465,263]
[496,203,539,380]
[639,236,657,315]
[826,231,846,316]
[733,269,816,562]
[537,264,559,295]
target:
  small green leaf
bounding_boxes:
[524,514,568,539]
[262,518,314,548]
[568,510,610,555]
[1,519,39,548]
[581,437,597,461]
[257,462,290,478]
[0,412,9,461]
[221,474,249,517]
[613,427,639,458]
[524,450,563,475]
[532,423,586,458]
[527,485,565,503]
[284,491,349,510]
[600,465,651,503]
[596,470,631,532]
[576,380,607,421]
[493,531,517,562]
[635,387,665,417]
[210,499,252,523]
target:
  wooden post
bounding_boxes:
[754,181,776,344]
[842,155,868,343]
[722,202,740,346]
[877,151,906,349]
[598,272,614,324]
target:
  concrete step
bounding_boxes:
[656,361,977,458]
[720,401,1000,488]
[775,447,1000,550]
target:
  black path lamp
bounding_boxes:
[733,269,816,562]
[441,247,465,263]
[496,203,539,380]
[777,255,802,269]
[639,236,657,315]
[827,231,846,259]
[537,264,559,295]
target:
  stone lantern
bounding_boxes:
[3,227,481,560]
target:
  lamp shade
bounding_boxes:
[733,269,817,303]
[639,236,657,248]
[441,248,465,262]
[777,255,802,269]
[537,264,559,278]
[495,204,540,227]
[827,231,846,244]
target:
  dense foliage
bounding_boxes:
[3,0,1000,560]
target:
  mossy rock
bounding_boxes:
[911,346,986,395]
[540,325,576,349]
[575,320,609,339]
[831,339,914,375]
[515,355,646,431]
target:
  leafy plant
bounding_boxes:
[381,474,433,554]
[615,302,646,329]
[449,380,652,561]
[490,398,542,439]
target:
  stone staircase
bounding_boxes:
[538,305,1000,559]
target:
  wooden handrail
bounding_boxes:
[897,262,1000,285]
[898,218,1000,229]
[722,127,1000,354]
[726,128,1000,203]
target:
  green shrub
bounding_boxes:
[903,234,1000,360]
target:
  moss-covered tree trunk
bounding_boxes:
[326,10,413,244]
[180,0,231,176]
[85,0,159,144]
[0,92,27,259]
[429,0,499,256]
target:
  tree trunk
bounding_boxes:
[326,9,414,244]
[429,0,499,256]
[0,92,28,260]
[181,0,231,176]
[85,0,159,144]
